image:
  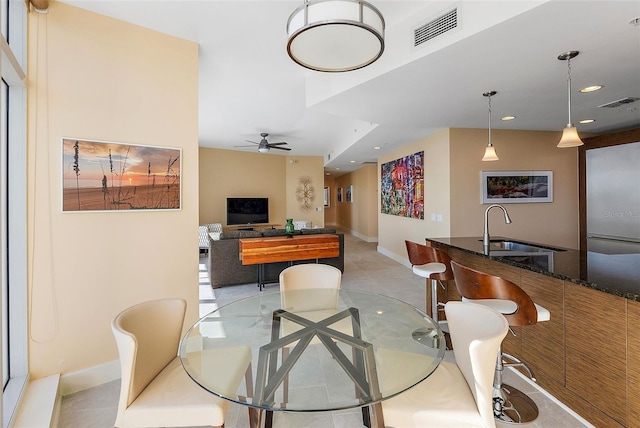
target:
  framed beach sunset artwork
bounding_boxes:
[62,138,181,212]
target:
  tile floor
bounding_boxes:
[57,232,593,428]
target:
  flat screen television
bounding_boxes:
[226,197,269,225]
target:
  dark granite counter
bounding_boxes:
[426,236,640,302]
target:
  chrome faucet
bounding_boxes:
[483,204,512,248]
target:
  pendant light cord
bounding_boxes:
[566,57,573,126]
[487,94,492,145]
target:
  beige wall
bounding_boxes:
[378,128,579,264]
[199,148,325,228]
[450,128,579,249]
[334,164,378,242]
[27,3,199,378]
[323,175,337,226]
[378,130,452,259]
[285,156,325,227]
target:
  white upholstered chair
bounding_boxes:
[208,222,223,240]
[279,263,342,310]
[111,298,250,428]
[198,225,210,251]
[292,220,311,230]
[381,301,509,428]
[277,264,344,407]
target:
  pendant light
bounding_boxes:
[557,51,584,148]
[286,0,385,72]
[482,91,499,161]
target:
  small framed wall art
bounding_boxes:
[346,185,353,203]
[337,187,343,203]
[481,170,553,204]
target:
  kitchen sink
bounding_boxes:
[480,239,565,252]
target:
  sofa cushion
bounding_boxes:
[300,228,337,234]
[219,230,262,240]
[261,228,301,237]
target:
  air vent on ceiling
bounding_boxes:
[414,8,457,47]
[361,161,377,165]
[598,97,640,108]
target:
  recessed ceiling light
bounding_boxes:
[349,160,356,163]
[501,116,516,121]
[336,168,340,170]
[373,146,381,150]
[579,119,595,124]
[580,85,603,93]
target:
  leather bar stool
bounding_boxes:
[450,260,550,424]
[405,241,454,334]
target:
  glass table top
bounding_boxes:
[179,288,445,413]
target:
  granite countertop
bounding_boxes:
[426,236,640,302]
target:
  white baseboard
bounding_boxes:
[349,229,378,243]
[507,367,595,427]
[59,360,120,396]
[377,245,411,269]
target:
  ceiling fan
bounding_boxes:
[235,133,291,153]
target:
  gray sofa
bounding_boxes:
[207,228,344,288]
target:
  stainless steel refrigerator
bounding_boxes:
[586,141,640,293]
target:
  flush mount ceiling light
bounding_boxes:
[481,91,499,162]
[557,51,584,148]
[286,0,385,72]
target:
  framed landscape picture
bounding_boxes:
[481,170,553,204]
[62,138,181,212]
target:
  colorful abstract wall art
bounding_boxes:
[380,151,424,218]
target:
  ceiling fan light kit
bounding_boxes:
[235,133,291,153]
[286,0,385,72]
[557,50,584,148]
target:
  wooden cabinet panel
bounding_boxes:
[565,283,627,426]
[628,301,640,428]
[519,272,565,383]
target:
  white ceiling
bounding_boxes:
[61,0,640,175]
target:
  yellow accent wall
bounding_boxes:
[199,148,325,228]
[333,164,378,241]
[378,128,579,261]
[27,3,199,378]
[450,128,578,249]
[378,130,452,258]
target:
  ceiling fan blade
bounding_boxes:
[244,140,259,144]
[268,142,288,146]
[270,146,291,151]
[233,144,257,148]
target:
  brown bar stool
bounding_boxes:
[450,260,550,424]
[405,241,454,338]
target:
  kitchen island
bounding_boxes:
[428,236,640,428]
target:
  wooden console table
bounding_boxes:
[239,234,340,290]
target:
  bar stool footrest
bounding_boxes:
[502,352,536,382]
[493,383,539,424]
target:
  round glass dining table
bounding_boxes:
[179,288,445,428]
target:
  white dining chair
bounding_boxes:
[111,298,251,428]
[279,263,342,311]
[381,301,509,428]
[277,264,344,407]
